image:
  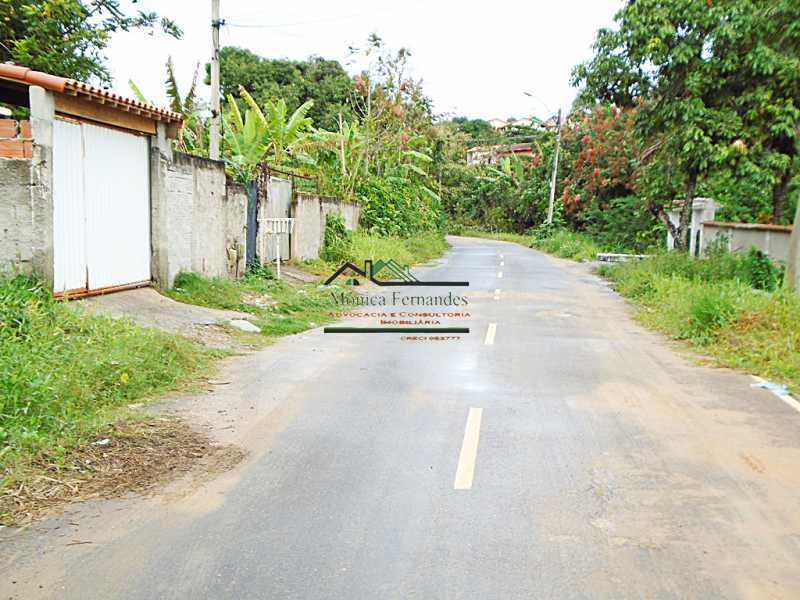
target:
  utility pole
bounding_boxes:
[209,0,221,160]
[547,108,562,224]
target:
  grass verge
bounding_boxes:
[164,270,342,338]
[0,274,219,508]
[458,228,603,262]
[600,252,799,392]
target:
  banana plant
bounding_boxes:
[222,93,268,183]
[237,87,314,164]
[222,87,315,182]
[308,115,367,200]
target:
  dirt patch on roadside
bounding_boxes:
[0,417,246,528]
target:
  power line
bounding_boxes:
[224,4,418,29]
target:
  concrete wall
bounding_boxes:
[667,197,719,255]
[291,191,361,261]
[0,87,54,281]
[702,221,793,262]
[150,145,246,288]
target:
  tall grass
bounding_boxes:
[530,230,603,261]
[351,231,448,266]
[601,251,799,390]
[0,274,215,476]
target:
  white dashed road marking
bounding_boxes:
[454,407,483,490]
[484,323,497,345]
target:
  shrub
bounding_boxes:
[321,212,354,263]
[245,260,275,281]
[740,247,782,291]
[608,246,783,291]
[684,282,739,343]
[357,176,444,237]
[582,195,663,252]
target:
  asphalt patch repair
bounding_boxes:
[0,417,246,527]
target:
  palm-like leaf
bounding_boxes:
[165,56,183,114]
[128,79,149,104]
[184,62,200,113]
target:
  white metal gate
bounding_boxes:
[53,119,151,295]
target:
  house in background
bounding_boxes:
[466,142,535,166]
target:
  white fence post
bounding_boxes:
[262,218,295,280]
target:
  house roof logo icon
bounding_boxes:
[324,259,469,287]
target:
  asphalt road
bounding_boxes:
[3,236,800,599]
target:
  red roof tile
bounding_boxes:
[0,64,183,124]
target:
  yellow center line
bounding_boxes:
[454,407,483,490]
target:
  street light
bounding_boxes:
[522,90,552,119]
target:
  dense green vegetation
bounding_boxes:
[218,35,447,249]
[600,250,798,390]
[0,1,181,84]
[303,229,448,276]
[573,0,799,247]
[218,47,354,131]
[0,274,216,480]
[443,1,799,256]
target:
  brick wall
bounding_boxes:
[0,120,33,158]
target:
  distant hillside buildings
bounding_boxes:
[466,115,559,165]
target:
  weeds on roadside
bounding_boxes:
[0,273,216,480]
[166,271,343,338]
[601,249,798,391]
[301,230,448,276]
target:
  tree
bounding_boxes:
[0,1,181,84]
[573,0,746,251]
[561,105,639,218]
[573,0,800,246]
[348,34,435,177]
[708,0,800,224]
[216,47,353,131]
[449,117,503,146]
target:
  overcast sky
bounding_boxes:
[105,0,622,122]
